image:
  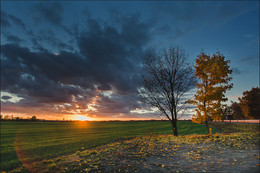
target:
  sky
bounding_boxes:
[1,1,259,121]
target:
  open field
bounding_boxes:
[7,122,258,173]
[1,121,259,173]
[0,121,219,172]
[33,125,258,173]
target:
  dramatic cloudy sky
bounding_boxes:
[1,1,259,120]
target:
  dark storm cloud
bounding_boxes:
[32,2,64,25]
[1,96,12,100]
[1,12,153,116]
[8,14,26,29]
[6,35,23,43]
[28,29,74,51]
[1,44,91,101]
[95,94,141,115]
[1,12,11,28]
[77,14,151,94]
[1,11,25,29]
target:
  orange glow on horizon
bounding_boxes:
[92,117,155,121]
[0,112,164,121]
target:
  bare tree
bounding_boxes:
[139,47,196,136]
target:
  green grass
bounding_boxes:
[0,120,220,172]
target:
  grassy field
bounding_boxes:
[0,120,220,172]
[58,124,258,173]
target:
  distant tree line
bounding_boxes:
[0,115,38,121]
[0,115,75,122]
[222,87,260,120]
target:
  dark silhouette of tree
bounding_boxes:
[4,115,10,120]
[230,101,244,120]
[139,47,196,136]
[15,117,21,121]
[238,87,260,119]
[189,52,233,134]
[31,116,37,121]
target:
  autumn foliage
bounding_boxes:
[190,52,233,134]
[238,87,260,119]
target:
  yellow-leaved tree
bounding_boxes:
[190,52,233,134]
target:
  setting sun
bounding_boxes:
[72,115,92,121]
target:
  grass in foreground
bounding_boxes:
[9,122,260,173]
[1,120,218,172]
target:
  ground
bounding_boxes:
[10,123,260,173]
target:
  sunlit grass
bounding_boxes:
[0,120,215,172]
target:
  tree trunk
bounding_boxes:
[203,97,210,135]
[171,120,178,136]
[205,120,210,135]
